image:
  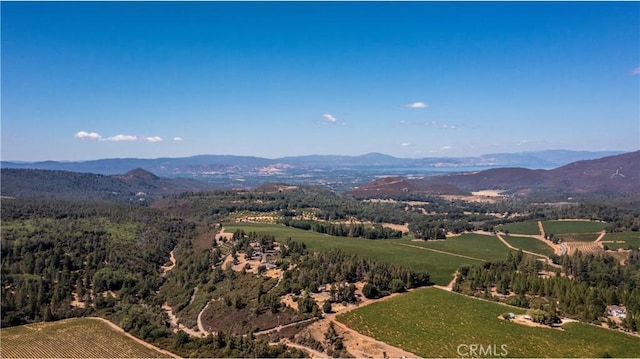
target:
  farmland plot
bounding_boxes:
[0,318,174,358]
[337,288,640,358]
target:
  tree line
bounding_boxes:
[280,218,402,239]
[454,249,640,331]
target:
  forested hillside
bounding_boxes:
[0,198,303,357]
[0,168,212,203]
[0,199,192,326]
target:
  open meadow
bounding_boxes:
[223,222,485,285]
[337,287,640,358]
[0,318,173,358]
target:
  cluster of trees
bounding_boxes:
[454,249,640,331]
[281,219,402,239]
[111,303,304,358]
[275,241,431,298]
[229,230,277,258]
[408,218,448,240]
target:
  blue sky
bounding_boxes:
[2,1,639,161]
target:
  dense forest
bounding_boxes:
[0,199,191,326]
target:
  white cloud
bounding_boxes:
[322,113,338,124]
[440,145,452,150]
[401,143,411,147]
[422,121,456,129]
[173,137,184,142]
[107,134,138,142]
[632,67,640,75]
[406,102,428,109]
[74,131,164,143]
[74,131,102,140]
[144,136,163,143]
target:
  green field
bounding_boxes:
[561,233,601,242]
[542,220,608,234]
[397,234,514,262]
[223,223,484,285]
[337,287,640,358]
[496,221,541,235]
[602,232,640,250]
[501,235,556,257]
[0,318,172,358]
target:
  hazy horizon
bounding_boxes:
[1,148,631,164]
[2,2,639,161]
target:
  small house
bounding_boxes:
[607,305,627,319]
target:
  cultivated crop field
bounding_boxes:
[397,234,514,262]
[561,233,601,242]
[542,220,608,234]
[337,287,640,358]
[0,318,171,358]
[223,223,483,285]
[602,232,640,250]
[496,221,540,235]
[501,235,556,257]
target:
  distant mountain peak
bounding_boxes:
[121,168,158,180]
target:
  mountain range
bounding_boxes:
[1,150,624,176]
[2,150,637,201]
[348,151,640,199]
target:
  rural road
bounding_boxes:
[495,233,561,269]
[197,300,210,333]
[331,319,420,358]
[253,317,318,336]
[161,250,176,277]
[537,221,546,238]
[89,317,181,358]
[276,339,328,358]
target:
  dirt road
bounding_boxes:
[495,233,561,269]
[89,317,181,358]
[161,250,176,277]
[393,242,484,261]
[278,339,328,358]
